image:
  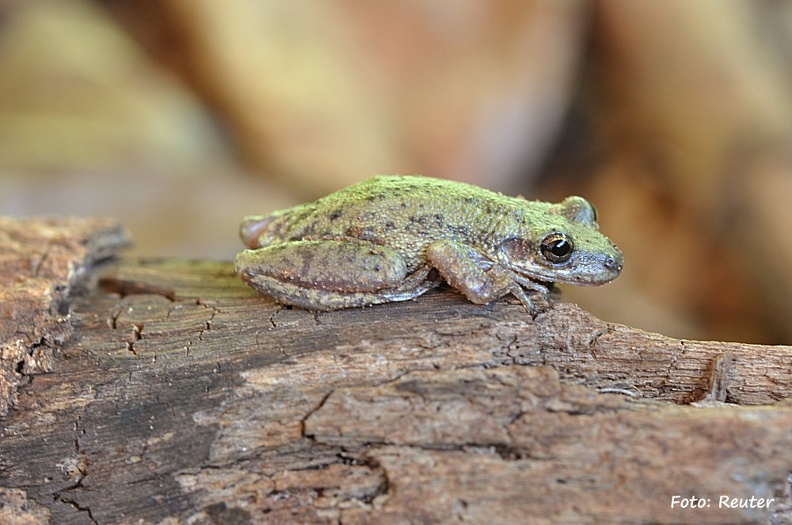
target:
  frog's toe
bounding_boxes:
[509,286,553,316]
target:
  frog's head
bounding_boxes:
[502,196,623,286]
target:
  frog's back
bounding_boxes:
[317,175,511,217]
[310,175,512,228]
[322,175,481,206]
[265,176,527,268]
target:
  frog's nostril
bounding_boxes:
[604,256,623,272]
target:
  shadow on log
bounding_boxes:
[1,217,791,524]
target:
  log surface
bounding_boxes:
[1,217,791,524]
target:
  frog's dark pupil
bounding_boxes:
[550,239,569,256]
[540,234,573,263]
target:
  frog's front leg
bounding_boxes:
[235,239,440,310]
[426,240,550,313]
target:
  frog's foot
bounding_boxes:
[235,240,441,310]
[427,240,551,315]
[506,274,555,315]
[507,285,553,316]
[378,265,443,303]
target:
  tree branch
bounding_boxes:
[1,217,790,524]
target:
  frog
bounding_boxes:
[235,175,623,313]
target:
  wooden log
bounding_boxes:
[0,216,131,416]
[1,217,791,524]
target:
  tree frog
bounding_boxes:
[235,175,623,313]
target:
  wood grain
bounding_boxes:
[1,218,791,524]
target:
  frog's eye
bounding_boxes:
[540,233,574,263]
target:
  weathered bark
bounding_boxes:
[0,217,131,417]
[1,217,791,524]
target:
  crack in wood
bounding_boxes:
[55,496,98,525]
[98,276,177,302]
[126,322,144,355]
[703,353,733,403]
[267,309,280,330]
[52,443,94,525]
[197,304,219,343]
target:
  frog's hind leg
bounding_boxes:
[377,264,441,303]
[235,239,440,310]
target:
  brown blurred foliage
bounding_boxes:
[574,1,792,343]
[0,0,791,343]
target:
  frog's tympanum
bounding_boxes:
[235,175,623,313]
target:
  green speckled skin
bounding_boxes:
[235,175,623,311]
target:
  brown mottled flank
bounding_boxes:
[235,175,623,311]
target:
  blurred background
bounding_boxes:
[1,0,791,344]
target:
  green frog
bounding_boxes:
[235,175,623,312]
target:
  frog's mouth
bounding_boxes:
[514,264,621,287]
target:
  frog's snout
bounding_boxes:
[234,250,258,280]
[596,247,624,284]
